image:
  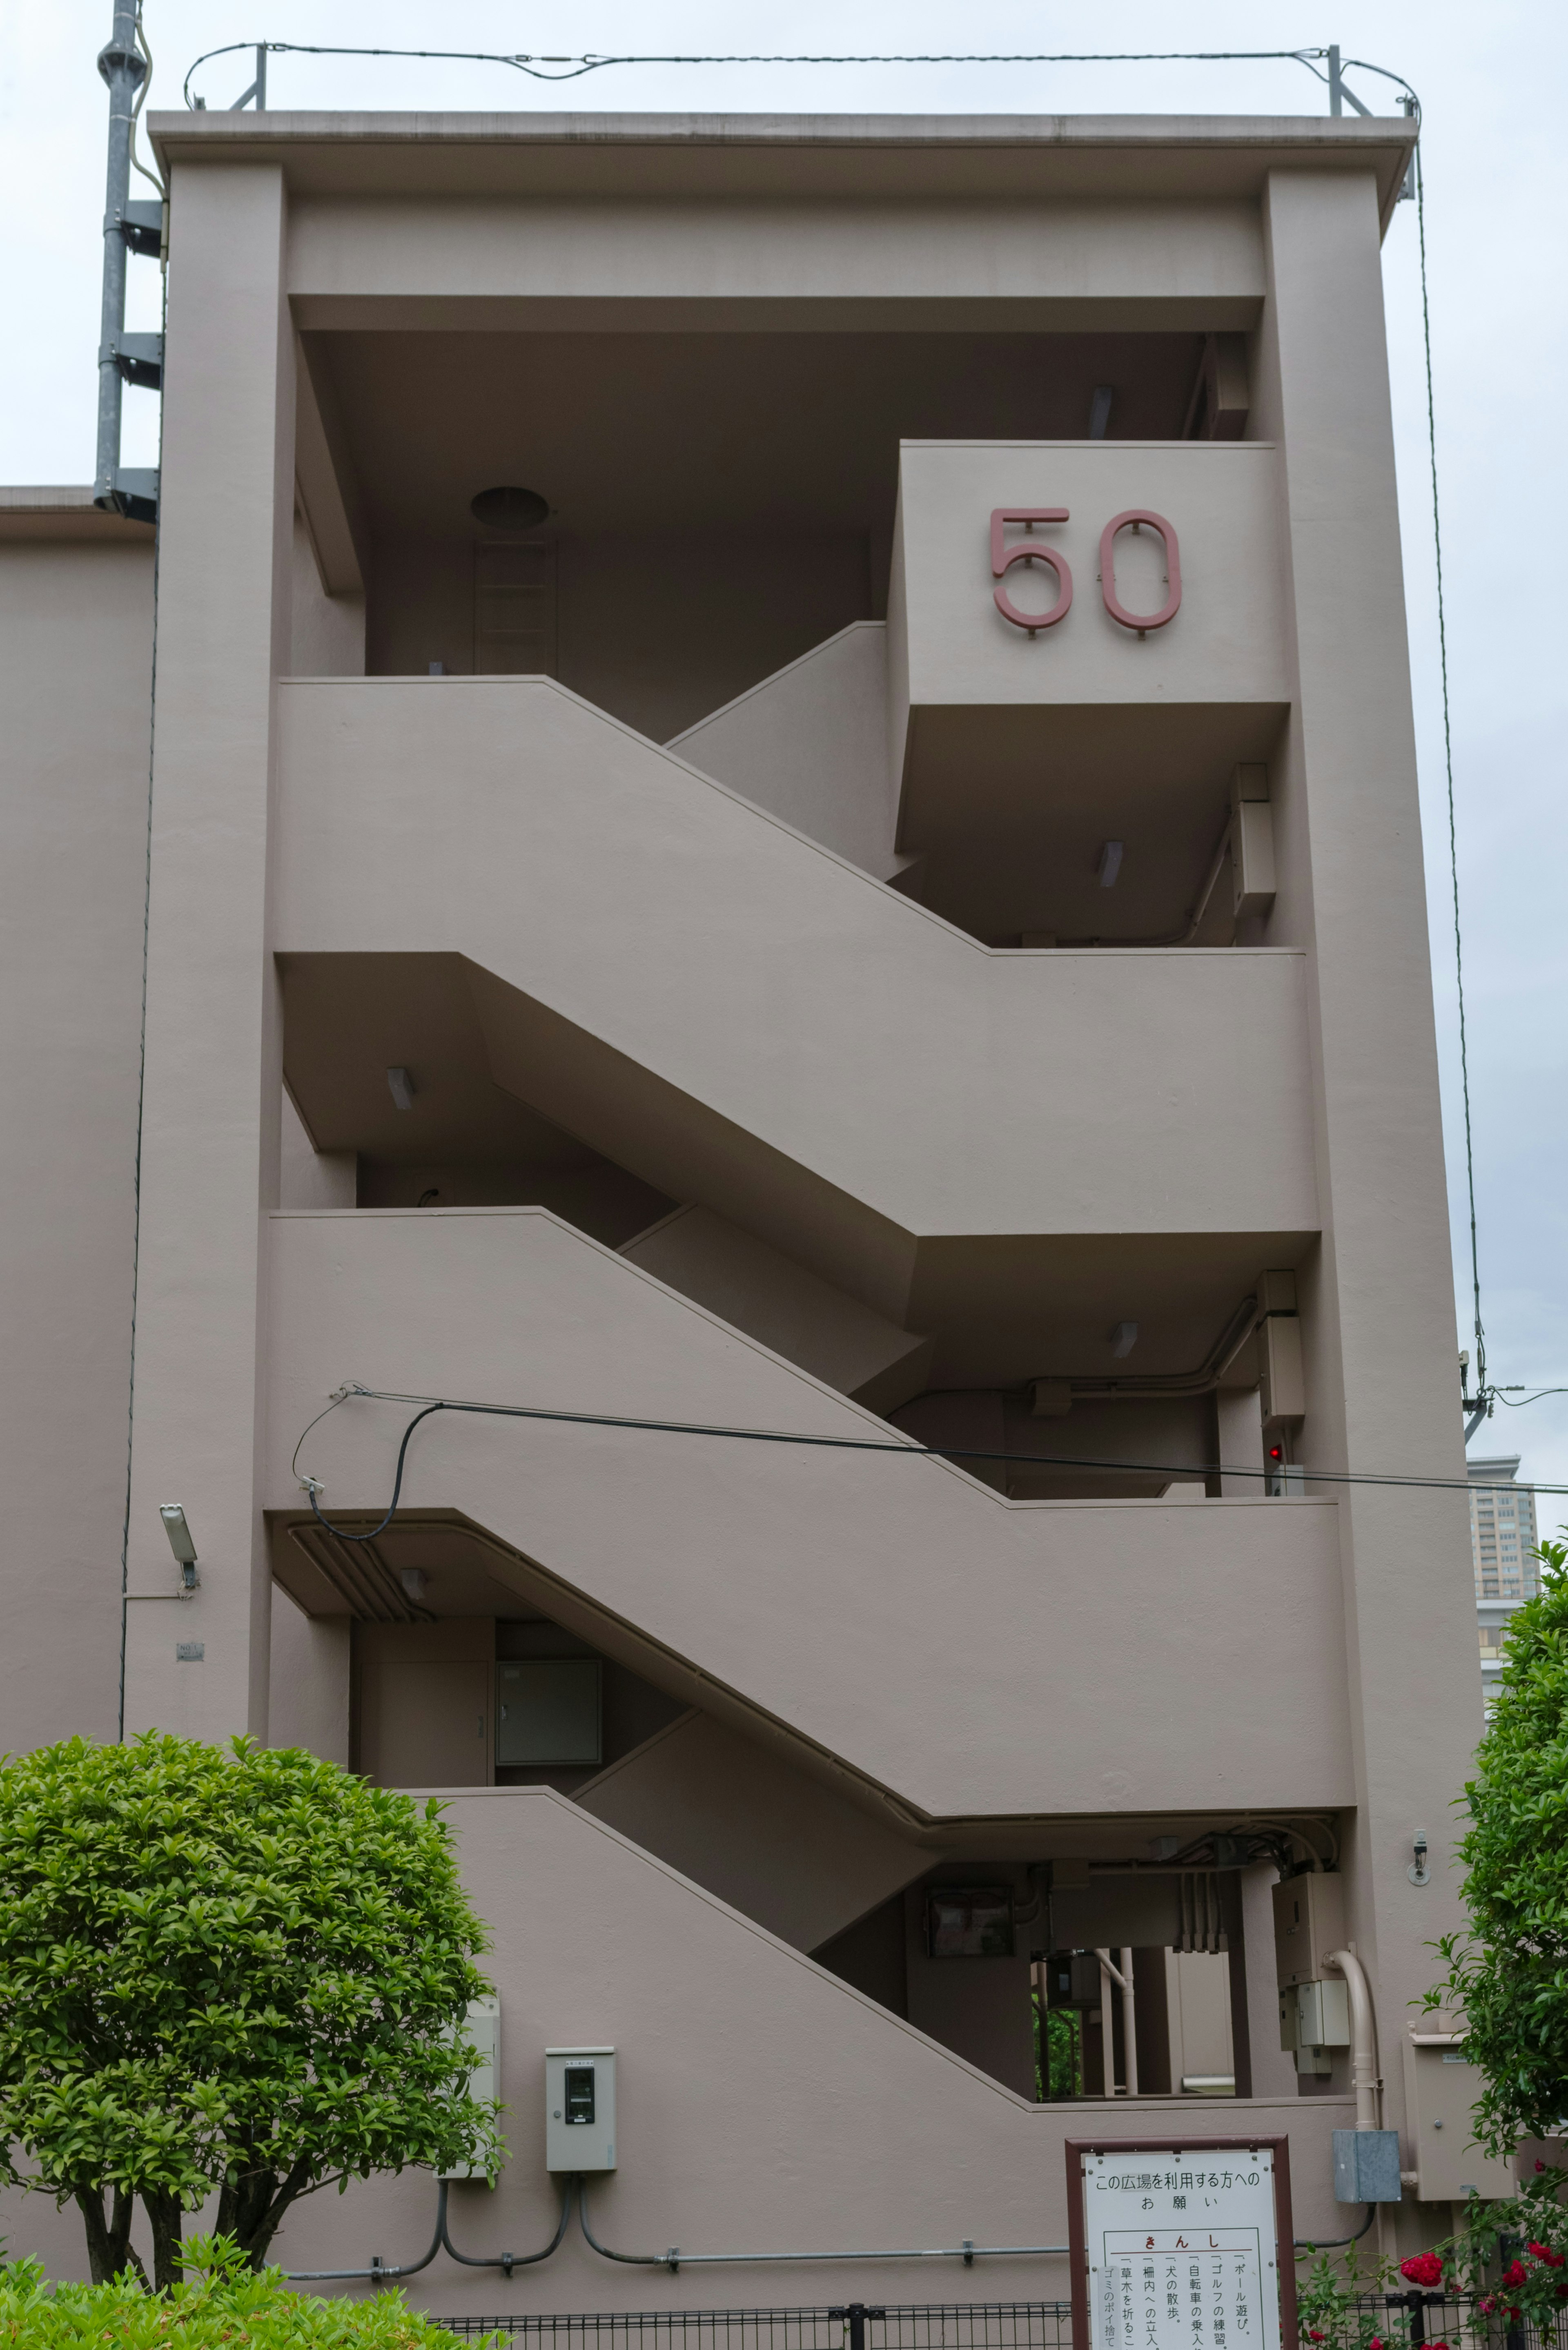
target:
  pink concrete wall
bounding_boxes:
[274,677,1317,1322]
[0,533,153,1750]
[262,1790,1357,2316]
[265,1206,1353,1819]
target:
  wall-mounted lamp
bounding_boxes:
[1097,841,1124,890]
[1110,1321,1139,1359]
[159,1504,199,1593]
[1408,1832,1430,1887]
[387,1066,416,1112]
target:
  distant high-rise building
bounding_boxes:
[1470,1455,1540,1598]
[1471,1454,1540,1703]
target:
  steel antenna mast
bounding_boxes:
[94,1,162,522]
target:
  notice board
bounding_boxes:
[1067,2138,1296,2350]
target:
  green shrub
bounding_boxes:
[1427,1536,1568,2151]
[0,1735,500,2288]
[0,2234,501,2348]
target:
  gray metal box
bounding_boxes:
[496,1659,602,1766]
[1272,1873,1346,1987]
[545,2045,616,2172]
[1332,2128,1403,2204]
[439,1995,500,2182]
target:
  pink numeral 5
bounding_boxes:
[990,508,1073,633]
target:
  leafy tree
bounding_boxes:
[0,1734,501,2290]
[1428,1535,1568,2151]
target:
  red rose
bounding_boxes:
[1557,2286,1568,2303]
[1308,2333,1323,2341]
[1401,2254,1443,2286]
[1370,2338,1384,2348]
[1528,2242,1565,2268]
[1539,2161,1549,2174]
[1503,2262,1527,2288]
[1479,2301,1496,2316]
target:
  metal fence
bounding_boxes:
[437,2301,1075,2350]
[1348,2292,1554,2350]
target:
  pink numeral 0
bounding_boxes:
[991,508,1073,633]
[1098,509,1183,633]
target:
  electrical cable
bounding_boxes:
[1414,145,1488,1422]
[293,1384,1568,1526]
[441,2173,575,2272]
[1294,2204,1376,2250]
[286,2176,448,2281]
[180,41,1417,113]
[129,2,165,195]
[576,2176,1067,2271]
[113,136,166,1741]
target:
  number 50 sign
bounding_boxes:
[991,508,1183,638]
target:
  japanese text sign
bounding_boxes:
[1068,2140,1294,2350]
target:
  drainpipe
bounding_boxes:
[1323,1948,1380,2129]
[1096,1949,1138,2096]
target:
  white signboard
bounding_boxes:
[1080,2147,1283,2350]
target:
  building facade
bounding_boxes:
[0,105,1492,2303]
[1470,1454,1540,1705]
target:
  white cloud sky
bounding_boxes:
[6,1,1565,1508]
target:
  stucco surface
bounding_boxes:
[263,1790,1358,2313]
[265,1207,1353,1818]
[274,677,1318,1320]
[0,538,153,1749]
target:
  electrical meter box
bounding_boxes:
[545,2045,616,2172]
[1401,2033,1515,2203]
[439,1996,500,2182]
[1278,1979,1350,2074]
[1272,1873,1346,1987]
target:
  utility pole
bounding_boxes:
[94,0,162,522]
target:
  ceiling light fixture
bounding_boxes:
[1098,841,1124,889]
[387,1066,416,1112]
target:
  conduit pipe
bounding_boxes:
[577,2181,1068,2273]
[285,2179,448,2282]
[1323,1948,1381,2130]
[1096,1948,1138,2096]
[284,2176,573,2283]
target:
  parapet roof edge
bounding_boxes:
[0,487,154,542]
[146,108,1417,227]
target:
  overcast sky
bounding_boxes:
[6,1,1565,1509]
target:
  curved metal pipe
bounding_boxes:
[442,2174,576,2274]
[285,2177,448,2282]
[286,2174,575,2284]
[1324,1947,1381,2130]
[577,2177,1067,2274]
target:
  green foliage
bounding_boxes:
[1427,1536,1568,2152]
[1293,2244,1399,2350]
[0,2234,502,2348]
[0,1734,501,2288]
[1304,2166,1568,2347]
[1029,1993,1080,2099]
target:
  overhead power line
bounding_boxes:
[290,1385,1568,1552]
